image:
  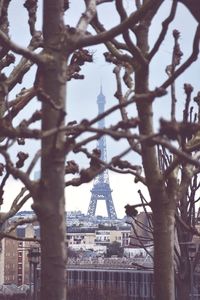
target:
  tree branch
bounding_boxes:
[0,150,37,196]
[76,0,97,32]
[148,0,178,60]
[161,24,200,89]
[72,0,163,49]
[0,30,44,64]
[5,215,37,234]
[115,0,147,67]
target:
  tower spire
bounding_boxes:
[100,83,103,94]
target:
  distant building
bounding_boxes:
[129,212,153,247]
[0,211,131,286]
[0,237,18,285]
[15,210,129,228]
[66,226,131,252]
[67,266,154,299]
[0,224,38,286]
[66,227,96,247]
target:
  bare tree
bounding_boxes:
[89,1,200,300]
[126,166,200,300]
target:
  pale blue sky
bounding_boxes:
[2,1,200,218]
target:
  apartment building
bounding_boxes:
[67,227,96,246]
[0,224,37,286]
[66,226,131,249]
[1,238,18,285]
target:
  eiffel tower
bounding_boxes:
[87,87,117,219]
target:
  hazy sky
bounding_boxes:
[2,1,200,218]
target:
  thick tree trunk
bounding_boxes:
[153,206,175,300]
[176,275,190,300]
[135,18,176,300]
[33,1,67,300]
[176,220,191,300]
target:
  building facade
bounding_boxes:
[0,224,37,286]
[67,226,131,249]
[67,266,154,299]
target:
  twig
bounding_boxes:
[26,149,41,176]
[126,217,153,259]
[153,136,200,168]
[161,24,200,89]
[0,150,37,196]
[74,0,163,48]
[148,0,178,60]
[0,30,44,64]
[115,0,147,67]
[41,88,167,142]
[65,146,132,187]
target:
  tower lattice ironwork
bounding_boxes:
[87,88,117,219]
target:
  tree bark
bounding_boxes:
[176,275,190,300]
[33,1,67,299]
[135,18,176,300]
[153,206,175,300]
[176,217,191,300]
